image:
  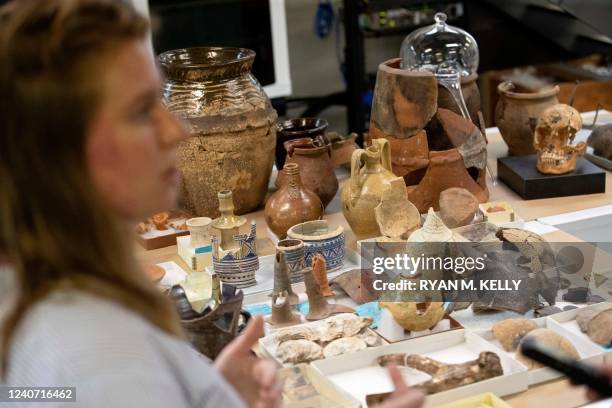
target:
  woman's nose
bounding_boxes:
[158,105,188,147]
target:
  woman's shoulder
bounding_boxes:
[5,290,245,408]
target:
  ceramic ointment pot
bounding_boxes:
[287,220,345,272]
[276,238,306,283]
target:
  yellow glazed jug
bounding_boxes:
[341,138,403,238]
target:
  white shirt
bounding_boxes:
[0,270,245,408]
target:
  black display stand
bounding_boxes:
[497,155,606,200]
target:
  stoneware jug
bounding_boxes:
[341,138,401,238]
[276,138,338,208]
[264,163,323,239]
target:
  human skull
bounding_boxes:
[533,104,585,174]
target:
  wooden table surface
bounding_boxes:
[138,112,612,407]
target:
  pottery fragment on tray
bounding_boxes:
[378,302,445,332]
[408,208,467,242]
[438,187,479,228]
[330,269,379,305]
[587,124,612,160]
[374,177,420,239]
[491,317,537,352]
[516,328,579,370]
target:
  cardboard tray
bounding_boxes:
[278,364,361,408]
[546,302,612,363]
[433,392,512,408]
[475,316,604,385]
[259,316,387,367]
[311,329,529,407]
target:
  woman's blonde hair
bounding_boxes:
[0,0,182,376]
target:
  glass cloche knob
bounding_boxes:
[400,12,479,77]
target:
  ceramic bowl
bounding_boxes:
[287,220,345,271]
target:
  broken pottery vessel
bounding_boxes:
[312,254,334,297]
[534,104,585,174]
[304,268,354,321]
[405,108,488,213]
[276,238,306,283]
[370,129,430,182]
[438,187,479,228]
[408,208,466,242]
[272,251,299,305]
[374,177,421,239]
[587,124,612,160]
[178,289,245,359]
[328,132,359,167]
[495,81,559,156]
[265,162,323,239]
[267,291,301,327]
[341,138,401,238]
[406,148,488,213]
[378,302,445,331]
[370,58,438,139]
[160,47,276,217]
[277,137,338,208]
[287,220,345,271]
[437,73,481,128]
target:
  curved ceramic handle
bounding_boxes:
[284,138,311,158]
[372,138,392,173]
[349,148,366,201]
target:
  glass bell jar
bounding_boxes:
[400,12,479,120]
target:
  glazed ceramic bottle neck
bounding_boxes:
[283,163,302,199]
[364,147,383,173]
[212,190,246,250]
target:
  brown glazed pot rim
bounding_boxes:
[158,47,255,82]
[497,81,560,100]
[277,117,329,137]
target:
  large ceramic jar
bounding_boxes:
[276,138,338,208]
[495,81,559,156]
[159,47,277,217]
[341,138,401,238]
[264,163,323,239]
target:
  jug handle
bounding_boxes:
[349,148,366,201]
[372,138,392,173]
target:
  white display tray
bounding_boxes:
[475,316,604,386]
[546,302,612,363]
[312,329,529,407]
[259,317,386,367]
[214,248,361,304]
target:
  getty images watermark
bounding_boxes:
[371,253,521,291]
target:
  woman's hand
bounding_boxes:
[376,365,426,408]
[586,364,612,401]
[214,316,282,408]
